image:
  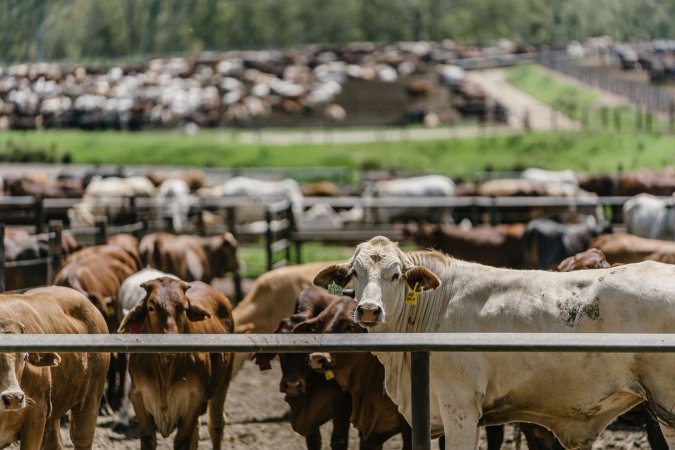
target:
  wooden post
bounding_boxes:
[0,224,5,293]
[95,217,108,246]
[265,209,273,272]
[47,221,63,284]
[226,206,237,238]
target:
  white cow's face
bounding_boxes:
[314,236,441,329]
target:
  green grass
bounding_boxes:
[3,128,675,178]
[507,63,669,133]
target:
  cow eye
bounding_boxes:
[148,306,155,312]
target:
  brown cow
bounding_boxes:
[107,233,142,271]
[556,248,611,272]
[615,169,675,196]
[590,233,675,265]
[118,278,234,450]
[255,288,352,450]
[0,286,109,450]
[408,223,527,268]
[139,232,239,283]
[231,261,345,377]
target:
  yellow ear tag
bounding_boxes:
[405,282,419,306]
[324,370,335,380]
[327,281,343,296]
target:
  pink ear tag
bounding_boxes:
[405,282,419,306]
[255,357,272,371]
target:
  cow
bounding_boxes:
[0,286,109,450]
[139,231,239,283]
[118,277,234,450]
[231,261,344,378]
[521,168,578,186]
[615,170,675,197]
[623,193,675,240]
[294,292,413,450]
[523,216,612,269]
[361,175,456,224]
[67,175,155,227]
[407,223,527,268]
[255,288,352,450]
[4,228,80,291]
[107,233,142,271]
[314,236,675,449]
[146,169,204,191]
[154,178,195,232]
[589,233,675,266]
[556,248,611,272]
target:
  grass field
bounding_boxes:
[2,127,675,179]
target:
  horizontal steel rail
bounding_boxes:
[3,332,675,353]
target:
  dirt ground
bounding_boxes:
[38,358,652,450]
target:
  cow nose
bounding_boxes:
[356,303,381,324]
[1,391,25,410]
[281,380,305,397]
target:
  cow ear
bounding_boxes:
[187,303,211,322]
[118,299,147,334]
[313,264,351,289]
[292,318,321,334]
[27,352,61,367]
[404,266,441,291]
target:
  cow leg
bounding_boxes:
[42,418,64,450]
[657,424,675,449]
[646,416,668,450]
[485,425,504,450]
[305,429,322,450]
[113,370,134,431]
[437,393,480,450]
[207,384,228,450]
[173,404,202,450]
[70,354,109,450]
[330,394,351,450]
[18,402,48,450]
[131,390,157,450]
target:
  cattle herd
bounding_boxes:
[0,40,527,132]
[5,165,675,449]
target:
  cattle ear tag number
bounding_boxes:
[405,282,419,306]
[327,281,343,296]
[324,370,335,380]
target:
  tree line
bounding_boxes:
[2,0,675,64]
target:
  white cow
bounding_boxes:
[68,176,156,227]
[115,268,179,428]
[624,193,675,240]
[521,168,579,186]
[155,178,194,232]
[362,175,456,224]
[314,236,675,449]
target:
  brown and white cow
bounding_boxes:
[0,286,109,450]
[139,231,239,283]
[118,278,234,450]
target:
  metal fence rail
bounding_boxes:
[5,332,675,450]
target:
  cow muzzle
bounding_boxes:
[1,389,26,410]
[355,302,383,327]
[281,379,305,397]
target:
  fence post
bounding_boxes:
[601,107,608,128]
[34,197,44,233]
[265,209,273,272]
[0,224,5,293]
[226,206,237,238]
[95,217,108,246]
[47,220,63,284]
[613,109,622,131]
[129,196,137,223]
[411,351,431,450]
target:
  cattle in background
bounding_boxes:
[362,175,456,224]
[615,170,675,196]
[521,168,578,186]
[301,181,343,197]
[255,288,352,450]
[146,169,204,191]
[139,231,239,283]
[154,178,195,232]
[524,216,612,269]
[231,261,344,377]
[107,233,142,271]
[624,193,675,240]
[67,175,155,227]
[0,286,109,449]
[556,248,611,272]
[118,278,234,450]
[6,174,83,198]
[407,223,527,268]
[4,228,80,291]
[313,236,675,449]
[578,174,615,197]
[590,233,675,265]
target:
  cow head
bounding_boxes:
[0,318,60,412]
[117,277,211,334]
[313,236,441,328]
[206,233,240,277]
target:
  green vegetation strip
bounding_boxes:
[2,128,675,177]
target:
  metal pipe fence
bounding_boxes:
[4,332,675,450]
